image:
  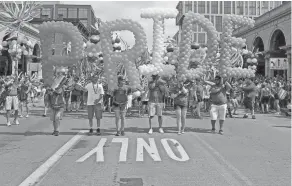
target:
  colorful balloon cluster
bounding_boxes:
[219,15,255,78]
[112,37,122,52]
[243,49,258,71]
[38,21,84,63]
[0,36,33,59]
[177,12,219,81]
[139,8,178,76]
[99,19,147,89]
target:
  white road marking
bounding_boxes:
[112,138,128,162]
[161,138,189,162]
[76,138,107,162]
[193,134,254,186]
[19,130,86,186]
[136,138,161,161]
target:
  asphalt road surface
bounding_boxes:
[0,104,290,186]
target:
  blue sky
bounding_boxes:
[70,1,179,49]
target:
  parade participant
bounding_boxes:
[19,76,31,118]
[112,76,129,136]
[43,84,49,117]
[260,83,270,113]
[140,86,149,117]
[70,77,82,112]
[204,75,231,135]
[203,83,211,112]
[5,76,20,126]
[126,87,133,116]
[47,85,65,136]
[170,81,189,135]
[84,75,104,135]
[226,79,233,118]
[230,81,240,115]
[273,82,282,115]
[192,79,204,119]
[242,78,257,119]
[148,74,168,134]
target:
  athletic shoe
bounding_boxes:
[252,115,256,119]
[96,128,101,135]
[219,130,224,135]
[211,129,216,134]
[115,131,120,136]
[54,131,59,136]
[121,131,125,136]
[14,120,19,125]
[19,115,23,118]
[7,121,11,127]
[148,128,153,134]
[181,128,185,134]
[243,114,248,118]
[158,128,164,134]
[25,115,29,118]
[178,131,182,135]
[89,128,93,135]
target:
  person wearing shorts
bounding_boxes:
[140,87,149,117]
[70,77,82,112]
[84,75,104,135]
[204,76,231,135]
[19,76,31,118]
[5,77,20,126]
[112,76,129,136]
[260,83,270,113]
[170,81,189,135]
[148,74,168,134]
[47,86,65,136]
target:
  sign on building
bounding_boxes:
[270,58,288,70]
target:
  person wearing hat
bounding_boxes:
[112,75,129,136]
[203,75,231,135]
[83,74,104,135]
[147,74,168,134]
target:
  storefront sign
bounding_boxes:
[270,58,288,70]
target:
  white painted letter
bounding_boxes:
[112,138,128,162]
[161,138,189,162]
[136,138,161,162]
[76,138,107,162]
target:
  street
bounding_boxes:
[0,104,290,186]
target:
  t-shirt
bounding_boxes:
[210,84,228,105]
[171,85,189,107]
[203,85,211,99]
[148,79,167,103]
[113,86,129,104]
[6,83,18,96]
[85,83,104,106]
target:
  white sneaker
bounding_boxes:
[19,115,23,118]
[178,131,182,135]
[14,120,19,125]
[158,128,164,134]
[25,115,29,118]
[7,122,11,126]
[148,128,153,134]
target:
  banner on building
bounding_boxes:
[270,58,288,70]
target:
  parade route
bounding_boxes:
[0,107,290,186]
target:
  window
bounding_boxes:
[270,1,274,10]
[198,33,205,44]
[205,15,210,20]
[211,1,218,14]
[232,1,235,14]
[215,16,222,32]
[224,1,231,14]
[274,1,282,7]
[220,1,223,14]
[80,20,88,27]
[193,1,197,13]
[211,16,215,25]
[78,8,88,18]
[198,1,205,14]
[41,8,51,19]
[237,1,244,15]
[207,1,210,13]
[261,1,269,14]
[68,8,77,18]
[249,1,256,15]
[57,8,67,18]
[193,24,197,32]
[193,33,197,42]
[245,2,248,15]
[185,1,192,13]
[257,1,261,15]
[198,25,202,32]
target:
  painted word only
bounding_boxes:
[76,138,189,163]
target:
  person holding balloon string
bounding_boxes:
[112,76,130,136]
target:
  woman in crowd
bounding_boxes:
[19,76,31,118]
[140,86,149,117]
[170,80,189,135]
[260,83,270,113]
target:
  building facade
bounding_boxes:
[173,1,283,44]
[233,2,291,79]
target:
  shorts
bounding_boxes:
[203,98,210,102]
[142,101,148,105]
[210,104,227,121]
[71,95,81,102]
[243,97,255,110]
[50,108,63,122]
[174,105,187,110]
[87,104,103,119]
[261,96,269,104]
[113,104,127,117]
[148,102,164,117]
[5,96,19,110]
